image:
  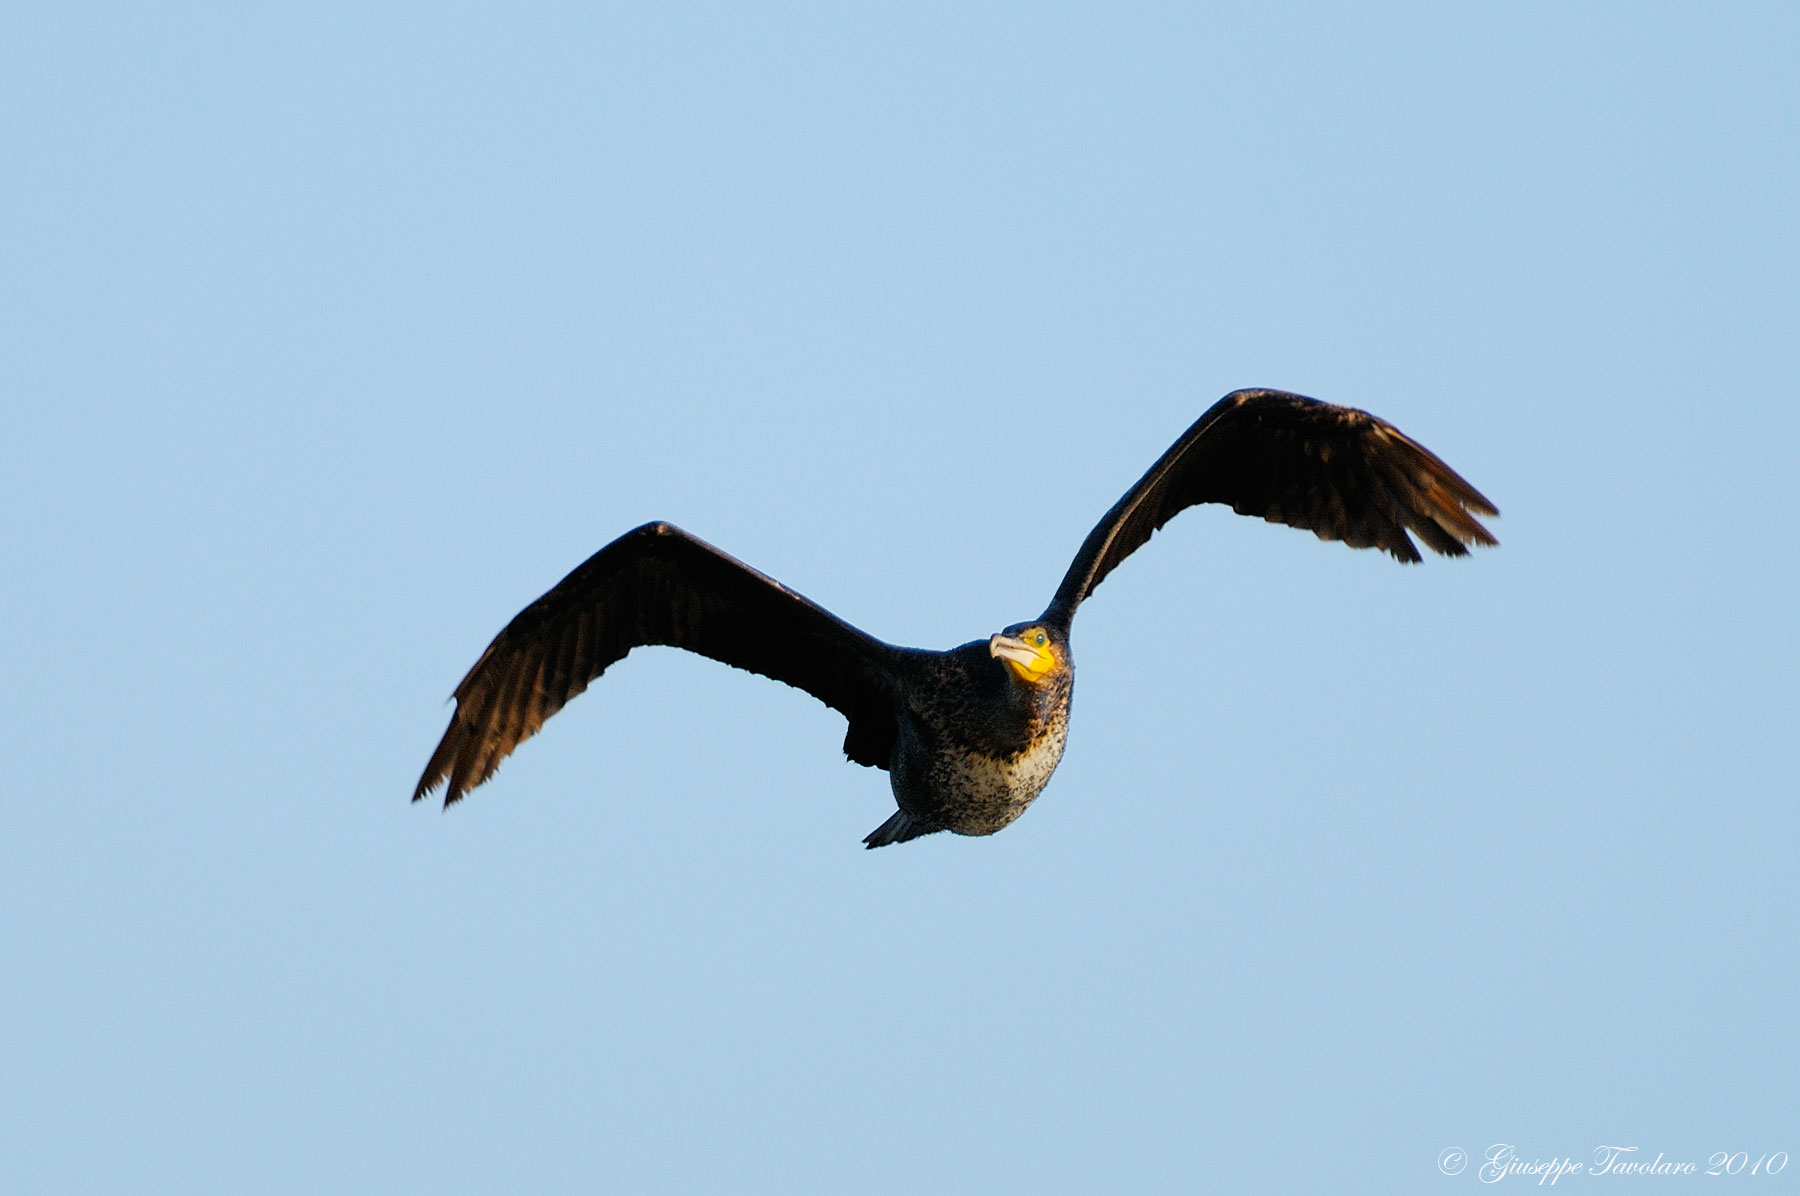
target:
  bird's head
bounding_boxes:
[989,623,1067,685]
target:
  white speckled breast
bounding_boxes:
[929,718,1069,836]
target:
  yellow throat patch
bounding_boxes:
[989,627,1058,683]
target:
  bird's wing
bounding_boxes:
[414,522,901,805]
[1043,389,1498,625]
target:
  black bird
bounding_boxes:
[414,389,1497,847]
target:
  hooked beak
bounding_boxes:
[989,632,1053,682]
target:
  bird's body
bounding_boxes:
[414,389,1497,847]
[868,631,1074,846]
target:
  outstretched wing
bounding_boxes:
[414,522,901,805]
[1043,389,1498,626]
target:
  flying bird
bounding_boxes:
[414,389,1497,847]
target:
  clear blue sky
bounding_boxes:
[5,4,1796,1193]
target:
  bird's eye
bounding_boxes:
[1034,632,1047,647]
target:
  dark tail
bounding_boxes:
[862,810,941,849]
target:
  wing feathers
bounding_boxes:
[414,522,898,805]
[416,395,1496,806]
[1044,390,1496,625]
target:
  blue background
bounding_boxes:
[5,4,1796,1192]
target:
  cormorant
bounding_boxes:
[413,389,1497,847]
